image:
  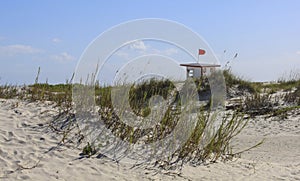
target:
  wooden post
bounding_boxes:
[200,67,203,78]
[186,68,189,79]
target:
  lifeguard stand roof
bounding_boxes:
[180,62,220,68]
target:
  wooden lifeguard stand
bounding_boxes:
[180,49,220,79]
[180,62,220,79]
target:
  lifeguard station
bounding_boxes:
[180,49,220,79]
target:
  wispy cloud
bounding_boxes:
[130,40,147,51]
[0,44,43,56]
[52,38,62,43]
[147,47,179,56]
[128,40,179,56]
[115,41,179,60]
[52,52,75,62]
[296,51,300,55]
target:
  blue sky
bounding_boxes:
[0,0,300,84]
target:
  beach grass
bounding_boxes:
[0,68,299,169]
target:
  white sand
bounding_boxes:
[0,98,299,180]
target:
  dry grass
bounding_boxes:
[1,68,285,169]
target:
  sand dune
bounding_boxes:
[0,98,299,180]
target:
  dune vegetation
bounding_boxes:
[0,68,299,169]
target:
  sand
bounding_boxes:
[0,98,299,180]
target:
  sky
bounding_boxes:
[0,0,300,85]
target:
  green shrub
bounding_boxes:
[223,70,258,94]
[128,78,176,116]
[82,142,96,157]
[243,93,275,116]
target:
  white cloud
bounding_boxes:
[0,44,43,56]
[115,42,179,61]
[147,47,179,56]
[130,40,147,51]
[52,52,75,62]
[296,51,300,55]
[52,38,62,43]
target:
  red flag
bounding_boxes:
[198,49,206,55]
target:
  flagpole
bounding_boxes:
[198,49,205,63]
